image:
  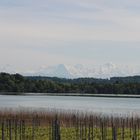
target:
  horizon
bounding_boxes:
[0,63,140,79]
[0,0,140,77]
[1,71,140,80]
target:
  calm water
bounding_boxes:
[0,95,140,115]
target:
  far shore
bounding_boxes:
[0,92,140,98]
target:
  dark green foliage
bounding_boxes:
[0,72,140,94]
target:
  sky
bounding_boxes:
[0,0,140,72]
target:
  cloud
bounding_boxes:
[1,0,140,42]
[1,21,140,43]
[0,0,140,71]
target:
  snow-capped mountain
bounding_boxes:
[33,64,73,79]
[25,63,140,79]
[0,63,139,79]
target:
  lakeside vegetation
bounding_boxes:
[0,110,140,140]
[0,73,140,94]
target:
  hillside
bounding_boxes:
[0,72,140,95]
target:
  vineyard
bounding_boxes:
[0,110,140,140]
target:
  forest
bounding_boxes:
[0,72,140,94]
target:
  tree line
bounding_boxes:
[0,72,140,94]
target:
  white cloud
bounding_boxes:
[1,0,140,42]
[0,0,140,72]
[0,18,140,43]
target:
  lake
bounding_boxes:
[0,95,140,116]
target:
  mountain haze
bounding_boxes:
[22,63,139,79]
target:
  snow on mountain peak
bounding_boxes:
[1,63,139,79]
[35,64,72,78]
[32,63,139,78]
[34,63,139,79]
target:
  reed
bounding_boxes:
[0,109,140,140]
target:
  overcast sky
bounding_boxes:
[0,0,140,71]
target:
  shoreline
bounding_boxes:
[0,92,140,98]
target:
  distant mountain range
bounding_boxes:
[0,63,139,79]
[23,63,140,79]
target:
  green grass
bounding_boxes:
[0,125,140,140]
[0,111,140,140]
